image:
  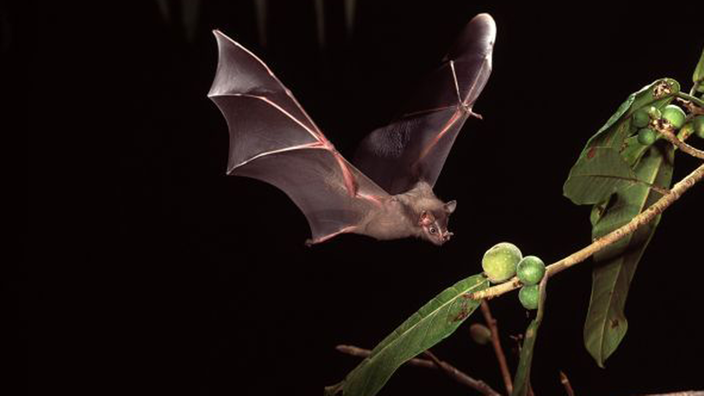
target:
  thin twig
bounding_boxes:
[480,301,513,395]
[675,91,704,110]
[471,163,704,300]
[423,350,501,396]
[335,345,501,396]
[678,97,704,116]
[559,371,575,396]
[654,121,704,160]
[335,345,436,368]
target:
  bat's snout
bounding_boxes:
[443,231,454,241]
[435,230,454,245]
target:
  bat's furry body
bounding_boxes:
[350,181,455,245]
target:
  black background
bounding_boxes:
[22,1,704,395]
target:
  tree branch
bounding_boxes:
[470,163,704,300]
[480,301,513,395]
[335,345,501,396]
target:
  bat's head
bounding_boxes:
[418,200,456,246]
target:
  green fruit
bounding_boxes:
[482,242,522,283]
[519,285,540,310]
[662,105,686,129]
[632,108,650,128]
[516,255,546,285]
[646,106,662,120]
[637,127,657,145]
[469,323,492,345]
[694,116,704,139]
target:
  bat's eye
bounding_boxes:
[429,226,438,235]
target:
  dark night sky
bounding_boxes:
[22,1,704,395]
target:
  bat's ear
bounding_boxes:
[419,210,433,226]
[444,200,457,214]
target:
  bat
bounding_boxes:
[208,13,496,246]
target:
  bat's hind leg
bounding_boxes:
[305,226,358,246]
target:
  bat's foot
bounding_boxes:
[461,103,483,120]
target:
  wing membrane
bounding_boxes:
[208,30,390,244]
[354,14,496,194]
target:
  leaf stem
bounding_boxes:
[334,345,501,396]
[676,91,704,108]
[480,301,513,395]
[471,163,704,300]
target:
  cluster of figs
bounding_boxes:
[632,103,704,145]
[481,242,545,310]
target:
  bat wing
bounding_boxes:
[353,14,496,195]
[208,30,390,244]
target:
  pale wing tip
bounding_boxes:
[471,13,497,47]
[208,30,223,98]
[211,29,230,47]
[444,13,497,63]
[212,29,233,41]
[208,29,235,98]
[472,13,496,28]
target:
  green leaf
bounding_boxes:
[694,48,704,95]
[563,78,679,205]
[511,280,548,396]
[328,274,489,396]
[693,47,704,84]
[585,78,678,150]
[583,142,674,368]
[563,147,638,205]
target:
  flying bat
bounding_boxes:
[208,13,496,246]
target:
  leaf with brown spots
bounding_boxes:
[563,147,637,205]
[563,78,679,205]
[326,274,489,396]
[583,141,674,368]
